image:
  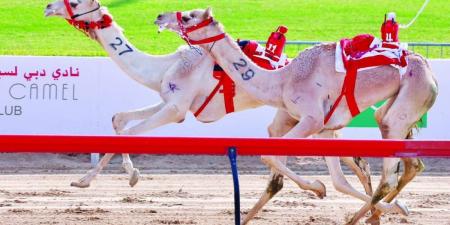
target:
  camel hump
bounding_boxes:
[289,43,332,80]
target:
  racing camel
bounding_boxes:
[155,8,438,224]
[45,1,405,224]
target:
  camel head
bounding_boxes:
[154,7,224,46]
[154,8,212,32]
[45,0,100,19]
[45,0,111,40]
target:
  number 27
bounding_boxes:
[109,37,134,56]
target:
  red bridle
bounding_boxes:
[176,11,225,46]
[63,0,112,33]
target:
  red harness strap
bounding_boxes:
[176,12,231,117]
[215,71,236,114]
[66,14,113,32]
[63,0,112,33]
[176,12,226,46]
[324,50,406,125]
[194,71,235,117]
[64,0,75,18]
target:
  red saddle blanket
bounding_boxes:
[194,40,289,117]
[325,34,408,124]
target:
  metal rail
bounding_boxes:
[1,135,450,158]
[2,134,450,225]
[258,41,450,58]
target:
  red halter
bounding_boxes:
[63,0,112,33]
[176,11,226,46]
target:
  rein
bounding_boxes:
[176,12,225,46]
[63,0,112,33]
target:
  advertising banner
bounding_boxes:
[1,56,448,139]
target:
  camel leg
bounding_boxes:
[363,75,436,225]
[71,153,115,188]
[326,157,406,215]
[347,96,432,224]
[261,115,326,198]
[341,156,379,224]
[241,110,293,224]
[115,102,187,187]
[316,131,400,216]
[121,154,140,187]
[346,157,402,225]
[107,103,165,187]
[341,157,373,196]
[115,101,189,187]
[316,130,375,197]
[112,102,165,133]
[71,102,163,188]
[241,161,286,225]
[118,103,186,135]
[365,158,425,224]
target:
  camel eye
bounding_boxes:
[70,2,79,8]
[182,16,191,23]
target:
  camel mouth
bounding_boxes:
[44,8,61,17]
[158,24,168,33]
[44,9,54,17]
[154,20,169,33]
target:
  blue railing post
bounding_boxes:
[228,147,240,225]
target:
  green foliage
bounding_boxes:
[1,0,449,57]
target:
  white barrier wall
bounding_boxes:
[0,56,448,139]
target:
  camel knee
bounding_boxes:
[378,119,392,138]
[112,112,129,132]
[378,119,408,139]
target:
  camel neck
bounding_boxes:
[94,23,178,91]
[205,34,286,108]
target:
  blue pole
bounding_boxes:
[228,147,240,225]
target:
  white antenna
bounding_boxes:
[400,0,430,29]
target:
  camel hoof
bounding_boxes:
[311,180,326,199]
[365,215,381,225]
[129,169,140,187]
[70,181,90,188]
[394,200,409,216]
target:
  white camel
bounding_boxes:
[156,8,438,225]
[45,1,397,224]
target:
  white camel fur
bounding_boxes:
[46,1,402,224]
[156,8,438,225]
[45,0,284,189]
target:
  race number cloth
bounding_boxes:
[325,34,408,124]
[194,40,289,117]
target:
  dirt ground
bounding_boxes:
[0,154,449,225]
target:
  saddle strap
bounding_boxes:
[194,71,236,117]
[324,54,405,125]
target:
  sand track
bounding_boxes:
[0,174,449,225]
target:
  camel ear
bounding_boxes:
[204,7,213,19]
